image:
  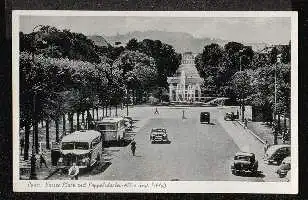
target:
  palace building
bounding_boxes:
[167,52,203,102]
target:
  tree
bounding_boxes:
[112,50,158,103]
[231,70,252,121]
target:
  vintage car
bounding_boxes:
[231,152,258,175]
[224,112,237,121]
[200,112,210,124]
[150,128,170,144]
[264,144,291,165]
[276,156,291,178]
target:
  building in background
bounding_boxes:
[167,52,203,103]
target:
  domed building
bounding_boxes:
[167,52,203,102]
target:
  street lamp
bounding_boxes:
[238,49,245,122]
[273,54,282,145]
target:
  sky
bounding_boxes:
[19,16,291,45]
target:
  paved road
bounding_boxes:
[83,107,264,181]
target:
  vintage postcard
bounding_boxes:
[12,11,298,193]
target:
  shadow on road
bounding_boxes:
[234,171,265,178]
[103,140,132,148]
[200,122,216,125]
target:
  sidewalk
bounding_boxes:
[236,120,287,145]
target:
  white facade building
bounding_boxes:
[167,52,203,102]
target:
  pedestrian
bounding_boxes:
[39,150,48,168]
[263,140,270,156]
[182,109,186,119]
[131,139,136,156]
[154,107,159,115]
[68,162,79,180]
[20,136,24,156]
[244,118,248,129]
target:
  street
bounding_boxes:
[81,106,280,181]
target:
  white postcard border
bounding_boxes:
[12,10,298,193]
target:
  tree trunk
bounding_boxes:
[82,111,85,124]
[55,118,59,143]
[24,122,30,160]
[92,108,95,121]
[77,112,80,130]
[46,119,50,149]
[105,105,108,117]
[284,114,287,132]
[34,121,39,154]
[277,114,281,134]
[241,103,245,122]
[109,106,111,116]
[87,110,91,129]
[62,114,66,136]
[115,105,118,116]
[69,112,74,133]
[96,107,99,120]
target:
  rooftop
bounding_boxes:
[61,130,101,143]
[97,117,124,123]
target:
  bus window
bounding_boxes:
[75,142,89,150]
[62,142,74,150]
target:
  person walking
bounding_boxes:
[131,139,136,156]
[20,136,24,156]
[39,150,48,168]
[154,107,159,115]
[68,162,79,180]
[244,118,248,129]
[182,109,186,119]
[263,140,270,157]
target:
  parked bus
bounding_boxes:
[57,130,102,169]
[96,117,126,142]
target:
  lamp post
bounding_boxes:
[239,49,245,122]
[273,54,282,145]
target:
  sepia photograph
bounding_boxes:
[12,11,298,193]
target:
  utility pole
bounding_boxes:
[273,54,281,145]
[239,49,244,122]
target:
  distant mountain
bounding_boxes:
[102,30,269,53]
[87,35,110,47]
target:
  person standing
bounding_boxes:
[131,139,136,156]
[68,162,79,180]
[39,150,48,168]
[20,136,24,156]
[263,140,270,158]
[244,118,248,129]
[154,107,159,115]
[182,109,185,119]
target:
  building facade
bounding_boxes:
[167,52,203,102]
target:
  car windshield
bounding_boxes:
[75,142,89,150]
[235,155,250,161]
[62,142,74,150]
[153,130,165,134]
[98,124,116,131]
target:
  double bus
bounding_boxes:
[96,117,126,142]
[58,130,102,169]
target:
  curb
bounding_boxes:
[234,120,266,144]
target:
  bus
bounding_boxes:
[96,117,126,142]
[57,130,102,169]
